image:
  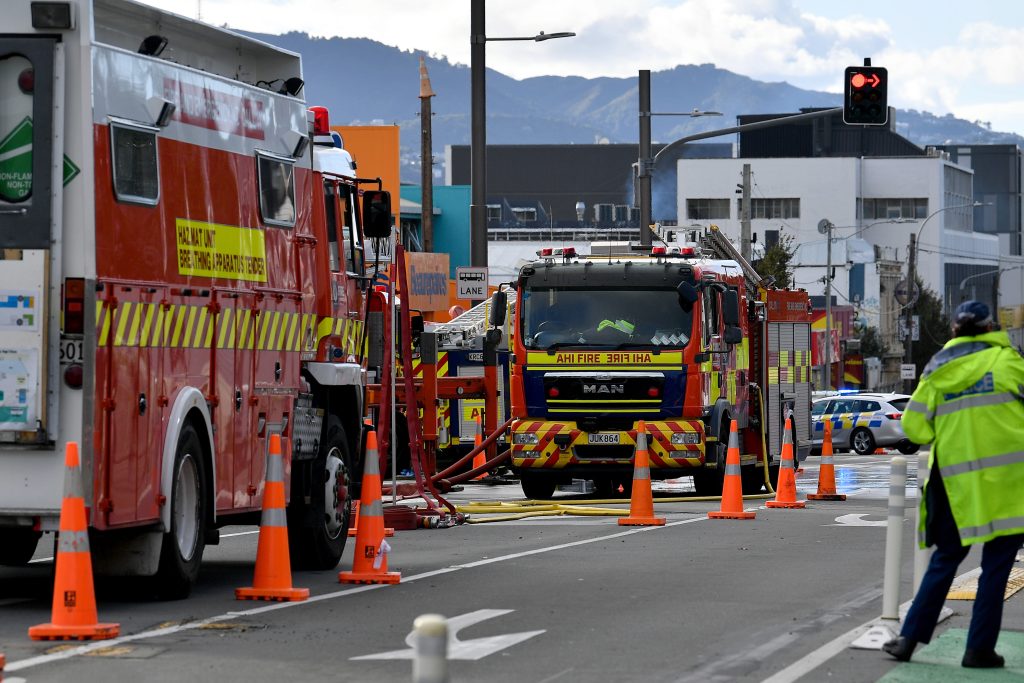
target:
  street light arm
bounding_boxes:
[486,31,575,41]
[651,107,841,165]
[959,265,1024,291]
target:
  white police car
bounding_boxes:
[811,392,918,455]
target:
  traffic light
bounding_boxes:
[843,66,888,125]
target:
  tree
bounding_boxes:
[754,233,795,290]
[910,280,951,372]
[857,325,888,358]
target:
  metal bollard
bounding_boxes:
[882,456,907,622]
[412,613,449,683]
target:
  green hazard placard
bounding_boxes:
[0,116,80,203]
[0,116,33,202]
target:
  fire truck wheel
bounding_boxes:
[519,472,557,500]
[155,423,207,600]
[850,428,876,456]
[289,416,351,570]
[0,528,41,565]
[741,466,765,495]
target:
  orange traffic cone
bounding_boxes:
[619,421,665,526]
[340,430,401,584]
[708,420,756,520]
[808,420,846,501]
[348,500,395,538]
[29,442,119,641]
[766,417,806,509]
[236,434,309,601]
[472,414,487,480]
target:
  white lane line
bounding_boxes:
[7,509,728,674]
[219,530,260,539]
[761,576,971,683]
[25,529,259,566]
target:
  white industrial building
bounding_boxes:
[676,152,1012,351]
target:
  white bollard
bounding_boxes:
[412,613,449,683]
[882,456,907,622]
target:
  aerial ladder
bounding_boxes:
[366,249,509,527]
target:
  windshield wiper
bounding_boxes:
[543,341,587,354]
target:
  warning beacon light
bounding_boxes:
[843,64,888,126]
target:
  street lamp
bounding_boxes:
[635,70,722,248]
[958,265,1024,311]
[813,217,909,390]
[901,201,985,393]
[470,0,574,279]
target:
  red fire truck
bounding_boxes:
[0,0,390,597]
[508,226,814,499]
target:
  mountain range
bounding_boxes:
[246,32,1024,182]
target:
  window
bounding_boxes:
[889,398,908,411]
[741,198,800,219]
[859,198,928,221]
[1,54,34,205]
[323,181,341,272]
[855,400,881,412]
[340,184,363,276]
[486,204,502,222]
[687,198,730,220]
[511,207,537,223]
[812,401,828,416]
[257,152,295,227]
[110,121,159,204]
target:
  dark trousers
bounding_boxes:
[901,477,1024,651]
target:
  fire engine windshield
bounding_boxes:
[522,286,693,350]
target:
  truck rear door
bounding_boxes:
[0,37,60,442]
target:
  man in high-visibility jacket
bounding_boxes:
[883,300,1024,669]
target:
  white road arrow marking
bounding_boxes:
[830,513,887,527]
[352,609,545,661]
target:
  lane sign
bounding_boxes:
[456,267,488,299]
[353,609,545,661]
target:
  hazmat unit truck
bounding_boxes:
[507,226,813,499]
[0,0,392,596]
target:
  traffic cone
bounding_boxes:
[808,420,846,501]
[709,420,756,520]
[619,422,665,526]
[766,418,806,509]
[348,500,394,538]
[340,430,401,584]
[29,442,119,641]
[472,414,487,480]
[236,434,309,601]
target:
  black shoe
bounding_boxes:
[962,649,1005,668]
[882,637,916,662]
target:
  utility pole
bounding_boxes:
[903,233,917,394]
[470,0,487,269]
[740,164,751,261]
[418,56,435,252]
[637,70,652,247]
[825,220,833,390]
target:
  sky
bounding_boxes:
[139,0,1024,136]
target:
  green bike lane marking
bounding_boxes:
[879,629,1024,682]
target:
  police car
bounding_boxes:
[811,392,919,455]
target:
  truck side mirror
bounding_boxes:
[489,290,507,327]
[723,289,740,327]
[677,281,698,313]
[361,190,392,239]
[724,325,742,345]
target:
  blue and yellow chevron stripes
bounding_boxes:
[96,302,363,356]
